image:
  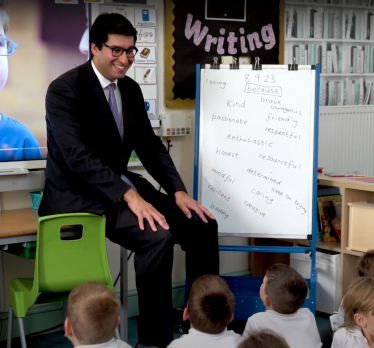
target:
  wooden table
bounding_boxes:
[0,208,128,341]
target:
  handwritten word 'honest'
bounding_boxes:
[185,14,276,54]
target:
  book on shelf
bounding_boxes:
[297,10,304,38]
[317,195,341,243]
[323,199,342,240]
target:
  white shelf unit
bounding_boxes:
[285,0,374,106]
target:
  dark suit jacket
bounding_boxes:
[39,61,186,216]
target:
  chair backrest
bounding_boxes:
[35,213,113,293]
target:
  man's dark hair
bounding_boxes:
[265,264,308,314]
[239,330,290,348]
[0,0,8,9]
[357,250,374,277]
[188,275,235,334]
[89,12,137,50]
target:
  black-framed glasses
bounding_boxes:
[102,43,138,58]
[0,38,18,56]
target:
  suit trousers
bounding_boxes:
[104,176,219,346]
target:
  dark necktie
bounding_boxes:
[107,83,137,191]
[107,83,123,140]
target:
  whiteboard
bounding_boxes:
[196,65,318,239]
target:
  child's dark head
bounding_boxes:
[262,264,308,314]
[357,250,374,277]
[185,275,235,334]
[238,330,290,348]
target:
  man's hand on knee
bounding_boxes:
[123,189,169,232]
[174,191,215,223]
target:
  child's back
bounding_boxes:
[168,275,241,348]
[244,308,321,348]
[168,328,241,348]
[242,264,321,348]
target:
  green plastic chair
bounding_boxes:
[7,213,115,348]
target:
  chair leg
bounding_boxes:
[18,318,27,348]
[115,328,120,340]
[7,306,13,348]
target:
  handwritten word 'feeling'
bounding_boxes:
[185,14,276,54]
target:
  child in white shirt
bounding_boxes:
[64,281,131,348]
[239,330,290,348]
[168,275,242,348]
[242,264,322,348]
[331,250,374,331]
[332,277,374,348]
[320,250,374,348]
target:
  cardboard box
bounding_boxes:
[348,202,374,252]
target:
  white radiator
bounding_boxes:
[318,106,374,176]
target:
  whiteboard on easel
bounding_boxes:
[195,65,319,239]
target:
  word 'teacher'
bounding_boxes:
[198,68,316,238]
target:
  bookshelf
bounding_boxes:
[285,0,374,106]
[289,174,374,296]
[252,174,374,299]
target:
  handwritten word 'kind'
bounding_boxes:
[185,14,276,54]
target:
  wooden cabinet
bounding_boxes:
[250,174,374,300]
[289,174,374,296]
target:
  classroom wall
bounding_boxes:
[0,0,249,300]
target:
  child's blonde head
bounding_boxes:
[67,281,120,345]
[343,277,374,331]
[188,275,235,334]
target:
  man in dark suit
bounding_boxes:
[39,13,219,348]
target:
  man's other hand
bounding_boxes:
[174,191,215,223]
[123,189,169,232]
